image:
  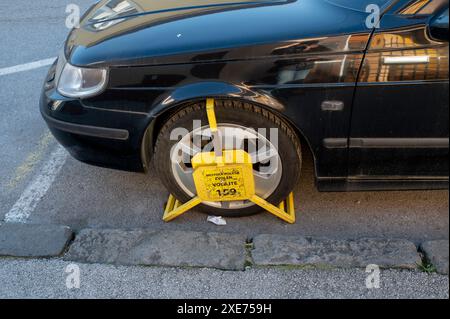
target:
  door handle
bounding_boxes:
[382,56,430,65]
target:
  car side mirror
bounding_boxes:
[428,8,449,42]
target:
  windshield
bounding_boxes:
[325,0,394,12]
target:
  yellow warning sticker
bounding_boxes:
[199,166,248,201]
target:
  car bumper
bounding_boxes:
[40,87,153,173]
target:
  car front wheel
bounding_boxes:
[153,100,302,217]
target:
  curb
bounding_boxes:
[420,240,449,275]
[0,224,448,273]
[61,228,429,271]
[0,222,73,257]
[64,229,248,271]
[251,234,421,269]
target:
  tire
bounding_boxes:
[153,99,302,217]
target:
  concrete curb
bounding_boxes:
[251,234,421,269]
[1,224,448,274]
[64,229,248,271]
[0,223,73,257]
[63,229,424,271]
[420,240,449,275]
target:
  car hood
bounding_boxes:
[67,0,371,67]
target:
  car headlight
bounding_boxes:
[56,54,108,98]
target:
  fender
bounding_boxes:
[143,81,316,176]
[149,81,285,118]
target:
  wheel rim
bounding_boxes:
[170,123,283,209]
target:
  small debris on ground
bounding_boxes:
[207,216,227,226]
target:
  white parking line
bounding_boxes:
[1,57,63,223]
[0,58,56,76]
[5,146,68,223]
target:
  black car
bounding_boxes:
[41,0,449,216]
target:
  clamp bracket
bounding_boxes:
[163,98,297,224]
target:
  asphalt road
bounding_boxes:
[0,258,448,299]
[0,0,448,243]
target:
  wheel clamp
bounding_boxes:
[163,98,296,224]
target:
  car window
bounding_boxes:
[326,0,393,12]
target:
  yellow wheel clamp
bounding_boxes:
[163,98,296,224]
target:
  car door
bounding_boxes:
[348,0,449,186]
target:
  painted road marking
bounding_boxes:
[5,146,68,223]
[0,58,56,76]
[7,131,54,190]
[1,57,61,223]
